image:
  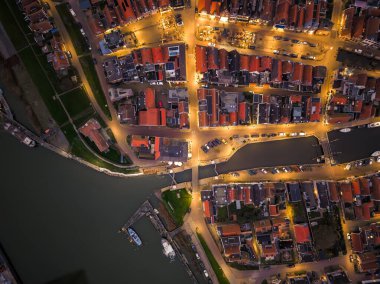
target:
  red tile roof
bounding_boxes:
[269,204,280,216]
[352,15,365,38]
[282,60,293,74]
[244,187,251,204]
[340,183,353,203]
[238,102,247,122]
[198,111,209,127]
[371,176,380,201]
[210,1,221,15]
[117,0,136,22]
[219,49,229,70]
[220,224,241,236]
[297,7,305,30]
[240,55,249,71]
[304,1,314,26]
[260,56,272,72]
[249,56,260,73]
[360,178,370,195]
[328,182,339,202]
[327,113,353,124]
[292,62,303,83]
[138,108,161,126]
[359,104,373,119]
[198,0,211,13]
[219,113,229,126]
[158,0,170,8]
[352,180,361,195]
[274,0,291,25]
[351,232,364,253]
[79,119,109,153]
[310,100,321,122]
[289,4,298,26]
[160,108,166,126]
[203,200,212,218]
[302,65,313,86]
[131,135,149,148]
[229,112,237,125]
[294,224,311,243]
[365,17,380,40]
[179,113,189,128]
[330,95,348,105]
[196,45,208,73]
[141,48,153,65]
[145,88,156,109]
[152,47,164,64]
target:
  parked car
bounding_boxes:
[247,169,257,175]
[308,42,317,47]
[268,133,277,137]
[368,122,380,128]
[251,134,259,138]
[201,145,208,153]
[278,132,286,137]
[92,57,97,64]
[274,36,282,40]
[203,270,209,278]
[289,53,298,58]
[282,37,290,41]
[287,264,295,268]
[271,168,280,174]
[221,138,227,144]
[273,50,280,55]
[261,133,267,137]
[347,233,351,240]
[261,168,268,174]
[291,39,300,44]
[248,45,256,50]
[290,132,298,136]
[195,253,200,260]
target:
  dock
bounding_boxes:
[120,200,197,283]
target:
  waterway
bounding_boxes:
[0,132,192,284]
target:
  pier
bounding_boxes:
[120,200,197,283]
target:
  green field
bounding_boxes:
[18,47,68,125]
[56,4,89,56]
[196,232,230,284]
[61,87,92,117]
[162,189,192,225]
[0,1,28,50]
[79,55,111,119]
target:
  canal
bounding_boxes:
[0,132,192,284]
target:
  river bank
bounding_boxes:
[0,132,192,284]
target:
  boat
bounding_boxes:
[161,238,175,261]
[3,122,36,147]
[127,227,142,247]
[339,128,351,133]
[0,89,13,120]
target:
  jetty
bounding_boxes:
[120,200,197,283]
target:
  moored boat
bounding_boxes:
[128,227,142,246]
[161,238,175,261]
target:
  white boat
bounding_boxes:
[4,122,36,147]
[128,227,142,246]
[339,128,351,133]
[161,238,175,261]
[368,122,380,128]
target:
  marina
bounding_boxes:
[120,200,196,282]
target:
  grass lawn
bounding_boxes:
[162,189,192,225]
[0,1,28,50]
[79,55,112,119]
[56,3,88,56]
[18,47,68,125]
[217,206,228,222]
[60,87,92,117]
[289,201,307,224]
[196,232,230,284]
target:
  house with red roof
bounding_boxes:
[79,119,109,153]
[294,223,312,244]
[195,45,208,73]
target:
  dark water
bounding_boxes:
[0,132,192,284]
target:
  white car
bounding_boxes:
[298,131,306,136]
[195,253,200,260]
[290,132,298,137]
[278,132,286,137]
[354,49,362,54]
[208,42,216,47]
[347,233,351,240]
[273,50,280,55]
[261,169,268,174]
[203,270,209,278]
[368,122,380,128]
[80,28,86,36]
[340,128,351,133]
